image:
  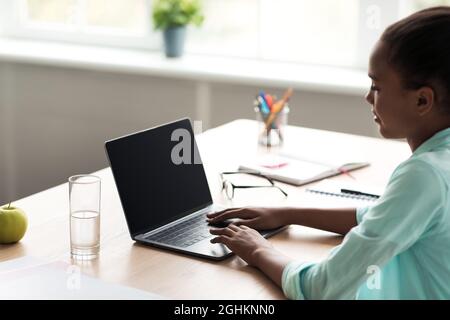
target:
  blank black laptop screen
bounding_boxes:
[105,119,213,238]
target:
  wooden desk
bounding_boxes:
[0,120,411,299]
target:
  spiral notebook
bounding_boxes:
[305,179,382,203]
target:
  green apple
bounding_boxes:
[0,203,28,244]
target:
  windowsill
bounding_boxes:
[0,37,370,96]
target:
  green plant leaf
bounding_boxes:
[152,0,204,30]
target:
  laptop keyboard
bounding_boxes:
[145,213,213,248]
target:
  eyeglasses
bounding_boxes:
[220,171,288,200]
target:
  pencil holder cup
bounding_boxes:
[255,105,289,147]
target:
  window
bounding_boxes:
[187,0,360,67]
[186,0,259,58]
[23,0,148,34]
[258,0,359,67]
[401,0,450,16]
[1,0,450,68]
[1,0,157,48]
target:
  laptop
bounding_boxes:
[105,118,285,260]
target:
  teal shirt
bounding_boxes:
[282,128,450,299]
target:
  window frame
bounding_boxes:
[0,0,418,69]
[0,0,159,50]
[355,0,403,68]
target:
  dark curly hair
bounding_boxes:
[381,6,450,113]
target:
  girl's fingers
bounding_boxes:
[209,226,235,237]
[206,208,237,218]
[207,208,252,223]
[210,235,231,245]
[228,224,241,232]
[234,218,258,229]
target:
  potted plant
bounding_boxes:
[152,0,204,58]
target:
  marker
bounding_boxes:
[340,189,380,198]
[258,96,270,114]
[265,94,273,109]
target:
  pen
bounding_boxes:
[340,189,380,198]
[264,88,293,131]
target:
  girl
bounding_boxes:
[207,7,450,299]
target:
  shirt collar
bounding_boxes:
[413,127,450,156]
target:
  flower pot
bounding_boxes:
[163,26,187,58]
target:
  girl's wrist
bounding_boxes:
[277,207,302,226]
[251,246,276,268]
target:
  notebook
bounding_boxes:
[238,153,370,186]
[305,179,382,202]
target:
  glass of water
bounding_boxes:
[69,174,101,260]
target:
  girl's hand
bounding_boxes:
[207,207,287,230]
[209,224,274,266]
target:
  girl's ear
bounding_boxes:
[416,87,435,116]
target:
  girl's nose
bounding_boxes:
[365,90,374,105]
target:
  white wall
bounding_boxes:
[0,61,377,204]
